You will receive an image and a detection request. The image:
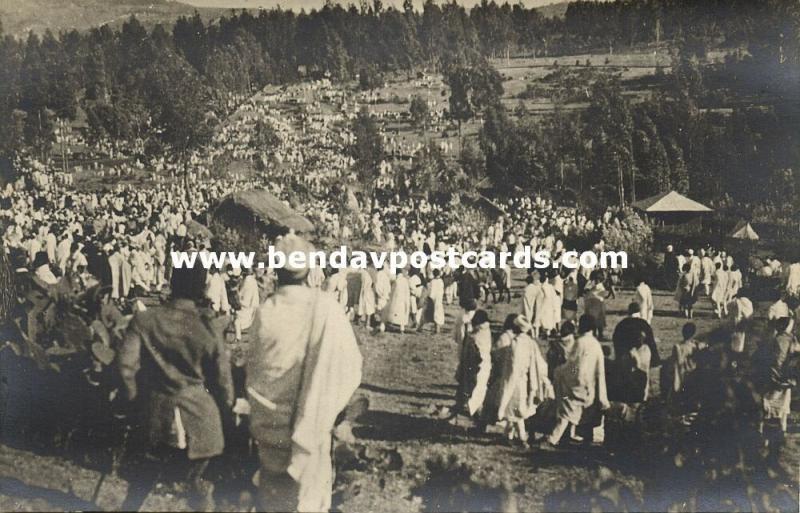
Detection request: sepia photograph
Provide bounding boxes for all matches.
[0,0,798,511]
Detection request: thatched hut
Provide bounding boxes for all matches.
[632,190,712,226]
[211,189,315,246]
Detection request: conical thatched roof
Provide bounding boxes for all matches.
[632,191,712,213]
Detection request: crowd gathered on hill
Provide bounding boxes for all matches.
[2,79,800,512]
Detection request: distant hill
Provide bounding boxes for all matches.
[0,0,574,36]
[0,0,220,36]
[535,1,570,19]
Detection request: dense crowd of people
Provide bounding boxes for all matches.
[2,78,800,511]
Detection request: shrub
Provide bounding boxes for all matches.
[0,242,16,322]
[601,209,654,276]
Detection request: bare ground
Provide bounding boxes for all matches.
[1,272,798,511]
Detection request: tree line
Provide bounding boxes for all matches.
[1,0,797,158]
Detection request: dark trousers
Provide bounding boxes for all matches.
[120,447,212,512]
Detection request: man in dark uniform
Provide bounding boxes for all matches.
[612,302,662,368]
[117,265,234,511]
[457,268,480,309]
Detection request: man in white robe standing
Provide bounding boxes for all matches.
[356,267,376,327]
[634,276,654,324]
[374,265,392,331]
[786,261,800,297]
[247,234,362,512]
[235,268,260,341]
[522,273,543,338]
[541,315,609,449]
[538,275,559,337]
[382,267,412,333]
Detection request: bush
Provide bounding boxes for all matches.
[0,243,16,322]
[601,209,654,276]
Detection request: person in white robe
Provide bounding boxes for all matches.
[538,276,560,337]
[444,263,458,305]
[128,246,150,292]
[27,235,42,267]
[768,296,791,321]
[235,270,260,341]
[419,269,445,333]
[786,262,800,296]
[726,264,742,304]
[634,277,654,324]
[374,266,392,331]
[69,242,88,276]
[382,268,411,333]
[542,316,609,448]
[325,269,349,312]
[356,267,375,326]
[728,293,753,353]
[120,244,132,298]
[689,250,702,284]
[675,264,698,319]
[247,234,362,513]
[408,269,424,327]
[487,315,553,446]
[33,251,59,285]
[206,269,230,314]
[454,310,493,427]
[153,232,167,289]
[522,273,543,339]
[550,272,563,330]
[760,317,798,434]
[45,227,57,264]
[108,246,123,299]
[306,266,325,289]
[698,251,712,296]
[711,262,729,318]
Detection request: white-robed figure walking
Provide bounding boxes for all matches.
[728,294,753,353]
[306,266,325,289]
[700,251,714,296]
[543,316,609,448]
[711,262,729,318]
[235,270,260,341]
[487,315,553,445]
[356,267,375,326]
[634,278,654,324]
[522,273,544,338]
[325,268,349,310]
[382,267,412,333]
[408,269,424,326]
[537,276,560,336]
[247,235,362,513]
[786,262,800,296]
[455,310,493,422]
[373,266,392,329]
[726,264,742,304]
[109,245,124,299]
[419,269,445,333]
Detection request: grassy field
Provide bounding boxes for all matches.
[1,269,798,511]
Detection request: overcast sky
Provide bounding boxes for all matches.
[182,0,565,10]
